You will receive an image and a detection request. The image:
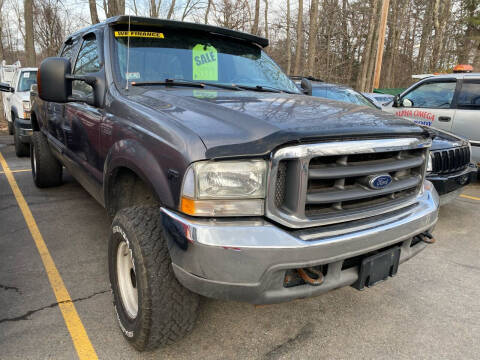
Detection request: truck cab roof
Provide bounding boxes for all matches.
[67,16,269,48]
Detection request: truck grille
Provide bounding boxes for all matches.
[266,138,431,229]
[431,146,470,174]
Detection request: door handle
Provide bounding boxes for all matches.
[438,116,451,122]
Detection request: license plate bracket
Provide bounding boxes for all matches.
[352,247,401,290]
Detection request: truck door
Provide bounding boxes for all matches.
[4,70,18,123]
[48,38,80,143]
[393,79,457,132]
[451,78,480,164]
[64,33,104,189]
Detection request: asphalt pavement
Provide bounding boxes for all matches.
[1,134,479,360]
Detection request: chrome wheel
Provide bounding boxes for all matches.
[32,146,37,177]
[116,240,138,319]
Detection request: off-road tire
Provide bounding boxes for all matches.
[13,117,29,157]
[31,131,62,187]
[109,206,199,351]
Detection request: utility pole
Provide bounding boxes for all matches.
[373,0,390,90]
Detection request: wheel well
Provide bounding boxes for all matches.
[107,167,159,218]
[31,112,40,131]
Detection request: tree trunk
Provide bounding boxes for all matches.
[167,0,176,19]
[264,0,268,39]
[306,0,319,76]
[357,0,378,91]
[150,0,158,17]
[89,0,100,24]
[251,0,260,34]
[416,0,432,73]
[24,0,35,67]
[286,0,292,75]
[293,0,303,75]
[204,0,211,24]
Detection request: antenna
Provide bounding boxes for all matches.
[125,14,131,90]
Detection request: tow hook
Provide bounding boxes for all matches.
[297,267,324,286]
[416,231,436,244]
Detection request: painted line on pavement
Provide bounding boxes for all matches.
[0,152,98,360]
[460,194,480,201]
[0,168,30,174]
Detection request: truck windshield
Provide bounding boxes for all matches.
[112,29,300,93]
[17,71,37,92]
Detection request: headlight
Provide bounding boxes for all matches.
[426,154,433,173]
[180,160,267,216]
[22,101,31,112]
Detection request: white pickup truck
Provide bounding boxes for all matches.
[0,67,37,156]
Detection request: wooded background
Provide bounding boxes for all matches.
[1,0,479,91]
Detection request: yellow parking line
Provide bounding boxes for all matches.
[0,169,30,174]
[0,152,98,360]
[460,194,480,201]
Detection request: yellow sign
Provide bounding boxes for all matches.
[192,44,218,81]
[114,31,164,39]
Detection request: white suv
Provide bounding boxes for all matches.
[0,67,37,156]
[383,73,480,169]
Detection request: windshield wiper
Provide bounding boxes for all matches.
[131,79,241,91]
[131,79,204,88]
[235,84,297,94]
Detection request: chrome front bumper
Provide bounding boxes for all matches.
[161,185,439,304]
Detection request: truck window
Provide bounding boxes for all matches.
[402,81,456,109]
[60,38,79,65]
[73,36,101,98]
[457,80,480,108]
[17,71,37,92]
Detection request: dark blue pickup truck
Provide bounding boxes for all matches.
[30,16,439,351]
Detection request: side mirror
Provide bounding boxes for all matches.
[300,78,313,95]
[0,82,13,93]
[38,57,105,107]
[38,57,72,103]
[393,94,400,107]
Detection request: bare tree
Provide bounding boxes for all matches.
[167,0,175,19]
[204,0,212,23]
[24,0,35,66]
[286,0,292,74]
[252,0,260,34]
[293,0,303,75]
[89,0,99,24]
[306,0,319,76]
[264,0,268,38]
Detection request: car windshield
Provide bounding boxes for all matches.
[312,86,376,108]
[17,71,37,92]
[112,28,300,93]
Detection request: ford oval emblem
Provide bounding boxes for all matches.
[368,174,392,190]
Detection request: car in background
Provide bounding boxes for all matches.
[363,92,394,107]
[0,67,37,156]
[382,73,480,170]
[293,78,477,205]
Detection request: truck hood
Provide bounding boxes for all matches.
[131,88,427,158]
[423,127,469,151]
[17,91,31,102]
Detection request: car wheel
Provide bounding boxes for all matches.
[13,117,29,157]
[109,206,199,351]
[31,131,62,187]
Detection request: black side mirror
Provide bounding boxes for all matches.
[0,82,13,93]
[393,94,401,107]
[38,57,72,103]
[38,57,105,107]
[300,78,313,95]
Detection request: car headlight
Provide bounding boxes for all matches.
[426,154,433,173]
[180,160,267,216]
[22,101,31,112]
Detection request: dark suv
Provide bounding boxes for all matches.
[295,79,476,205]
[31,17,439,351]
